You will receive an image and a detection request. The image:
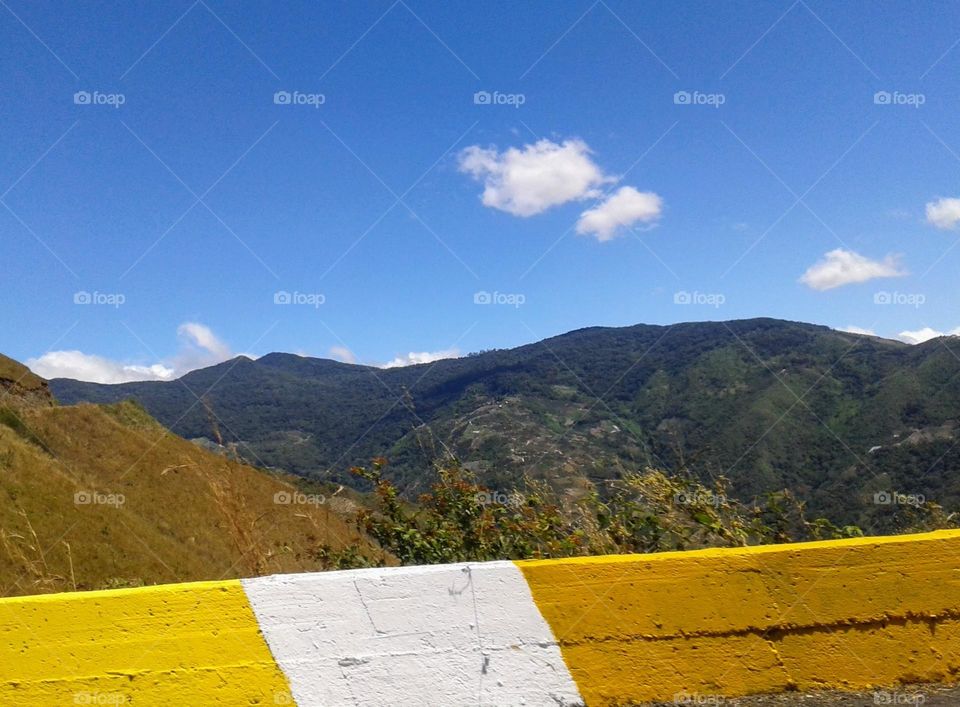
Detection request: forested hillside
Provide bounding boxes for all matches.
[50,319,960,528]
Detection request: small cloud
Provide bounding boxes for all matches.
[173,321,231,372]
[27,322,234,383]
[458,138,613,217]
[897,326,960,345]
[925,197,960,230]
[329,346,357,364]
[381,348,460,368]
[841,325,877,336]
[575,186,663,241]
[800,249,907,291]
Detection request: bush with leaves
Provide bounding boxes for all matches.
[338,458,867,567]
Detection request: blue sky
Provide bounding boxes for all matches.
[4,0,960,382]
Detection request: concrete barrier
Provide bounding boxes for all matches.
[2,530,960,705]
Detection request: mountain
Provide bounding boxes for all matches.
[0,354,378,597]
[49,319,960,529]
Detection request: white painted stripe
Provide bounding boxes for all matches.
[242,561,584,707]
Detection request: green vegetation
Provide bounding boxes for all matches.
[2,343,956,592]
[320,457,950,569]
[48,319,960,531]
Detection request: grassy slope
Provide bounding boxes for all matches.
[0,396,380,597]
[0,354,44,391]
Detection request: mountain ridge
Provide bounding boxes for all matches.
[48,318,960,529]
[47,318,914,388]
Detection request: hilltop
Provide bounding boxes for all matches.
[0,353,52,406]
[49,318,960,529]
[0,356,380,597]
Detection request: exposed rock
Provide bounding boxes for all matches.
[0,353,54,407]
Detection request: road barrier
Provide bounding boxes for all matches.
[2,530,960,705]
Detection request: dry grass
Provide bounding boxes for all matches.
[0,354,45,391]
[0,397,381,597]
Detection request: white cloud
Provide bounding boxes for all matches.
[329,346,357,364]
[841,326,877,336]
[458,139,613,217]
[27,351,175,384]
[27,322,234,383]
[575,186,663,241]
[925,197,960,230]
[799,249,907,291]
[897,326,960,345]
[177,322,229,359]
[381,348,460,369]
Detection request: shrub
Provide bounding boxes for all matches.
[339,458,866,567]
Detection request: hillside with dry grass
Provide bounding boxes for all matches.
[0,354,382,597]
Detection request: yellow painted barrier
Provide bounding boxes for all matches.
[2,530,959,705]
[518,529,960,705]
[0,579,293,705]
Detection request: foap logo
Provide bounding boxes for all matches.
[273,490,326,506]
[274,290,325,308]
[475,490,524,508]
[873,290,925,308]
[874,90,925,107]
[873,690,927,705]
[73,90,126,108]
[674,290,725,308]
[873,490,925,508]
[674,491,727,508]
[473,290,526,308]
[73,290,125,308]
[673,90,726,107]
[73,691,128,705]
[672,690,728,706]
[473,90,526,108]
[274,90,325,108]
[74,491,125,508]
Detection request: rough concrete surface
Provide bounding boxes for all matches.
[647,683,959,705]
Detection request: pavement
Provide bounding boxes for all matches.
[648,683,955,705]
